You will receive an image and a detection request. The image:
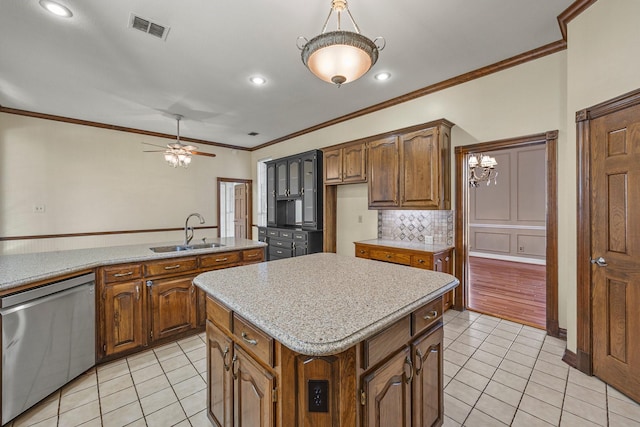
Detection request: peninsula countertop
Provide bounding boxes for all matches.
[193,252,459,356]
[0,237,266,292]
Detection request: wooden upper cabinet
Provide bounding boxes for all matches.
[400,128,440,208]
[368,120,452,210]
[323,141,367,184]
[368,136,399,207]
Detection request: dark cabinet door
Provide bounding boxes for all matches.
[302,155,317,228]
[288,158,301,198]
[276,160,288,199]
[266,163,276,226]
[412,326,444,427]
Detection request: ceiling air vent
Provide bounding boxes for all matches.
[129,13,170,40]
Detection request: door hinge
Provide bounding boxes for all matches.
[360,389,366,406]
[272,387,278,403]
[103,344,106,353]
[150,330,153,340]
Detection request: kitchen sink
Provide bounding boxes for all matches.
[149,243,225,253]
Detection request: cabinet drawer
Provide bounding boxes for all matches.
[269,246,293,258]
[292,232,307,241]
[410,254,435,269]
[233,314,274,366]
[354,244,370,259]
[271,239,293,249]
[242,248,264,264]
[362,316,411,370]
[279,230,293,239]
[102,264,142,283]
[369,249,411,265]
[412,297,443,336]
[267,229,279,237]
[206,295,232,332]
[144,257,198,277]
[258,228,267,237]
[200,251,242,269]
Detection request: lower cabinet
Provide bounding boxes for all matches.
[148,275,197,342]
[103,280,147,356]
[205,294,444,427]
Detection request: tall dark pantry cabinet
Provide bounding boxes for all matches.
[259,150,323,260]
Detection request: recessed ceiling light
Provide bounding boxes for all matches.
[249,76,266,85]
[39,0,73,17]
[374,72,391,81]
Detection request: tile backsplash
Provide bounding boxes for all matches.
[378,210,454,245]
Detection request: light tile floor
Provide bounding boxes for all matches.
[5,312,640,427]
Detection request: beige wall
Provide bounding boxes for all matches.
[562,0,640,352]
[0,113,252,254]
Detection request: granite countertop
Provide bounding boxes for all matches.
[194,252,458,356]
[0,237,266,292]
[356,238,454,253]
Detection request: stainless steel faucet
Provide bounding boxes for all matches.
[184,213,205,245]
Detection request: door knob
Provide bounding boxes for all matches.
[590,257,608,267]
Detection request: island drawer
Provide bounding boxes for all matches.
[233,314,274,366]
[200,251,242,269]
[206,295,232,332]
[102,264,143,283]
[362,315,411,370]
[242,248,264,263]
[369,249,411,265]
[412,297,443,335]
[144,257,198,277]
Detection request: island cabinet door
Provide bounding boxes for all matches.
[207,321,233,427]
[233,345,276,427]
[103,280,146,356]
[361,347,412,427]
[148,276,197,342]
[412,326,444,427]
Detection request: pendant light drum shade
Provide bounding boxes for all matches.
[301,31,379,85]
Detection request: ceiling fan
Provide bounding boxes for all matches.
[143,114,216,168]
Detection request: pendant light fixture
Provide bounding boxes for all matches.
[297,0,385,86]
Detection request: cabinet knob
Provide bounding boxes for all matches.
[359,250,365,254]
[386,254,392,259]
[445,257,450,262]
[418,259,425,264]
[423,310,438,320]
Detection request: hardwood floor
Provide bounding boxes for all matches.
[467,256,546,329]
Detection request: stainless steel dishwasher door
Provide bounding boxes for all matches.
[1,273,95,425]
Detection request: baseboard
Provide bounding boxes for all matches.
[558,328,567,340]
[562,349,577,368]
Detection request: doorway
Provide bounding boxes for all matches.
[576,88,640,401]
[217,178,252,239]
[454,131,560,336]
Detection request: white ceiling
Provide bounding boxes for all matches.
[0,0,574,150]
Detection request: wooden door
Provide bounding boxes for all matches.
[234,184,247,238]
[103,281,146,356]
[400,128,439,208]
[368,136,399,208]
[149,276,197,341]
[233,345,276,427]
[591,104,640,401]
[207,321,233,427]
[343,142,367,183]
[412,326,443,427]
[361,347,411,427]
[323,147,342,184]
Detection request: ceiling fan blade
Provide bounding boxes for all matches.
[142,142,170,149]
[143,150,166,153]
[191,151,217,158]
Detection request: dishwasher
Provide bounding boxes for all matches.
[1,272,96,425]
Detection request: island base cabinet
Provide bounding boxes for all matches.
[207,321,233,427]
[412,326,444,427]
[103,280,147,356]
[234,345,277,427]
[361,347,412,427]
[148,275,197,342]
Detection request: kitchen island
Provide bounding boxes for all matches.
[194,252,458,427]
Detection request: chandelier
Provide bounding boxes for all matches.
[297,0,384,86]
[164,115,193,168]
[468,154,498,187]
